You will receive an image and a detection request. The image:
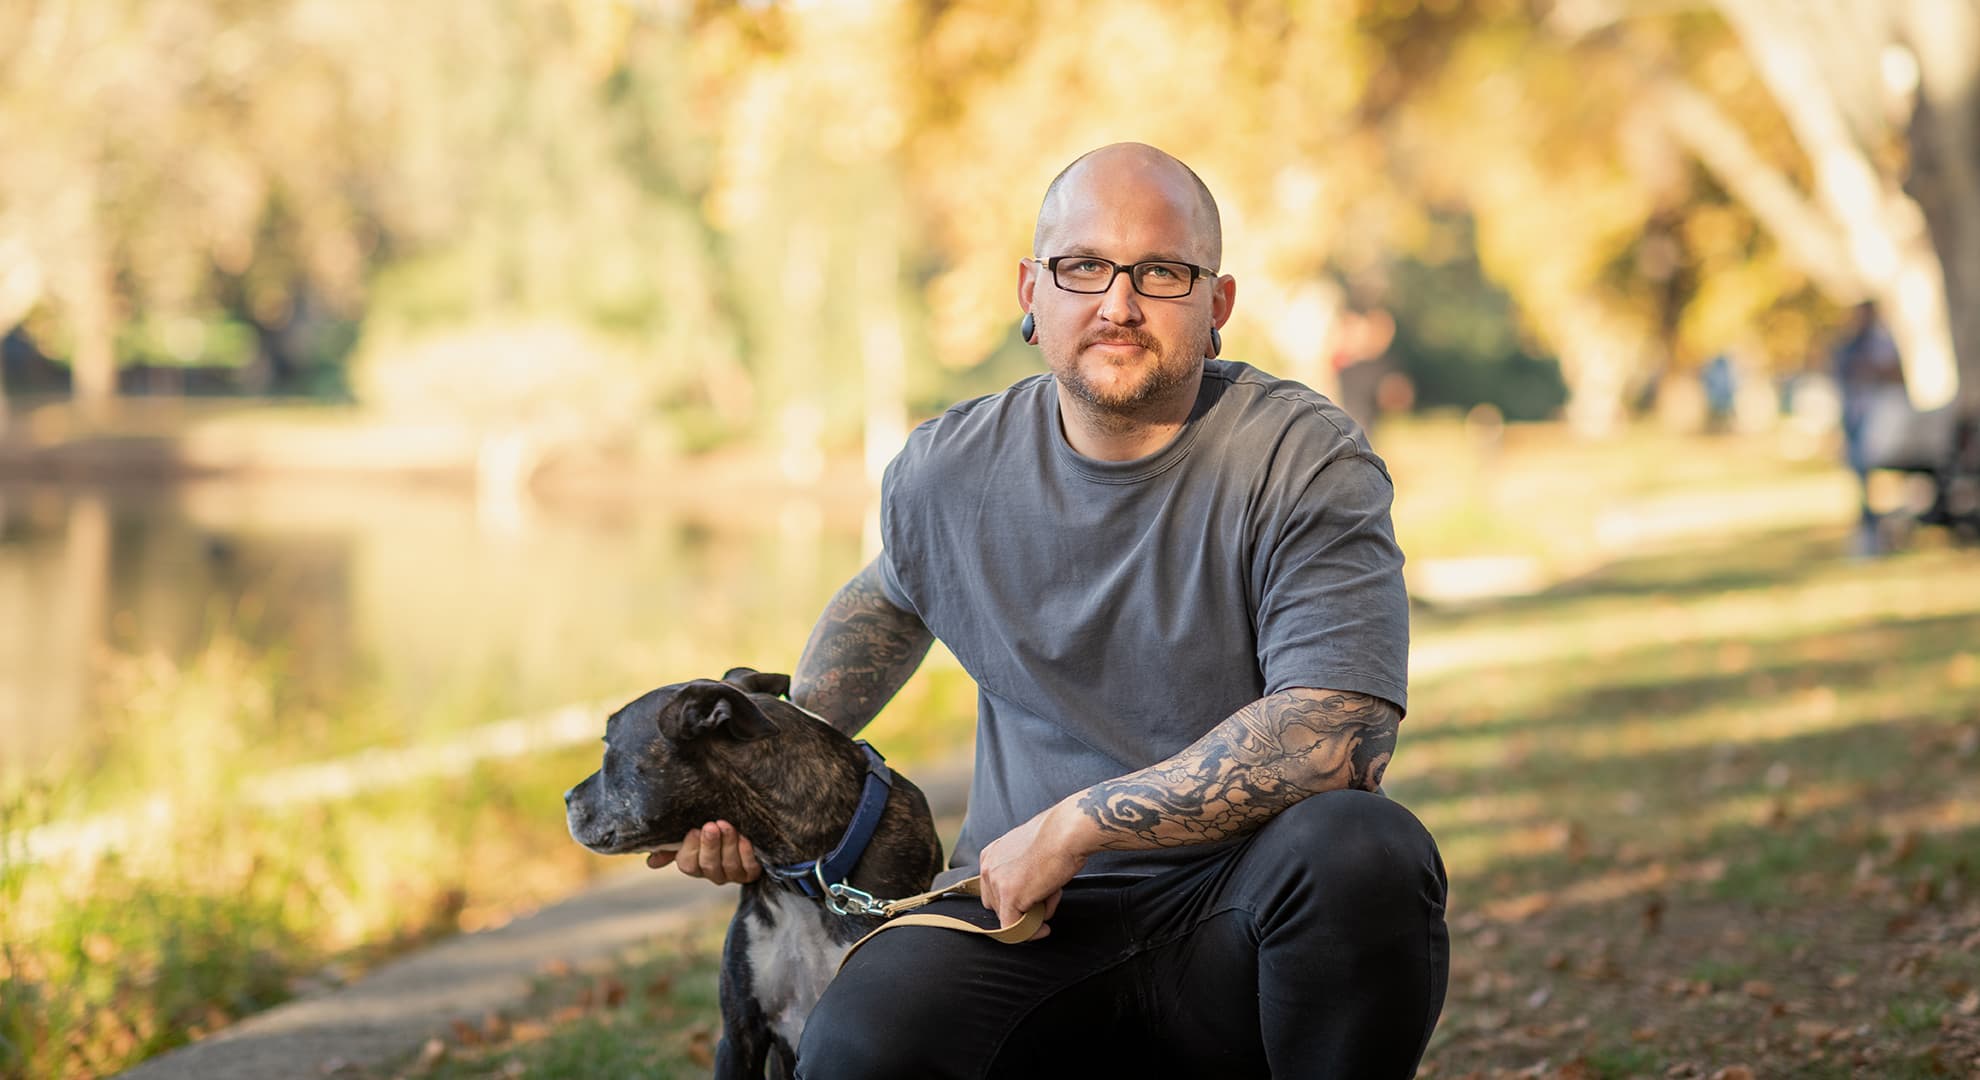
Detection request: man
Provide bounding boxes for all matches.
[658,143,1449,1077]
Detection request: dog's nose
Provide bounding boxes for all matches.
[563,786,576,805]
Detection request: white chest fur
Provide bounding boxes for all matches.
[745,889,855,1050]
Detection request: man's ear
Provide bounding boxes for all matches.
[720,667,792,698]
[1211,273,1237,328]
[658,680,779,743]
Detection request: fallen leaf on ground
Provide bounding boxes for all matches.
[686,1024,716,1068]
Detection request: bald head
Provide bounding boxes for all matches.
[1032,143,1223,270]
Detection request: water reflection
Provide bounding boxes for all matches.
[0,479,870,796]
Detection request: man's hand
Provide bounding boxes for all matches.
[976,798,1097,941]
[645,820,762,885]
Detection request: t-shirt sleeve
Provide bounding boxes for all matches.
[874,436,924,617]
[1254,454,1410,713]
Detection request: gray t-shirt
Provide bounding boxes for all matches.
[877,360,1408,880]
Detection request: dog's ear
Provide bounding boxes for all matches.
[720,667,792,698]
[658,680,779,743]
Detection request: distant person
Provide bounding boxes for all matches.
[1330,305,1396,433]
[1700,352,1738,434]
[1832,302,1904,549]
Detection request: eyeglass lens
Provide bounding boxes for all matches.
[1052,257,1196,298]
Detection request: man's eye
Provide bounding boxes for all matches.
[1145,264,1180,279]
[1070,259,1107,273]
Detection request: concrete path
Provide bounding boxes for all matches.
[118,756,974,1079]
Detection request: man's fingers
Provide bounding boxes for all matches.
[676,828,705,877]
[717,821,756,883]
[1027,889,1061,941]
[663,823,759,885]
[699,823,728,884]
[733,830,762,883]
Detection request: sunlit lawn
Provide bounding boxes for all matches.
[385,522,1980,1080]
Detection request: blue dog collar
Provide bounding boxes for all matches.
[766,741,894,898]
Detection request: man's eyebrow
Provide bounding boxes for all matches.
[1055,244,1192,263]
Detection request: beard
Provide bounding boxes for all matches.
[1049,324,1209,416]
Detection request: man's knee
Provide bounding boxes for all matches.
[1245,789,1446,915]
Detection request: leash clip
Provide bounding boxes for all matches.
[816,863,890,917]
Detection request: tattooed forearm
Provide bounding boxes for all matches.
[791,558,935,736]
[1075,688,1399,850]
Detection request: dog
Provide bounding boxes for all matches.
[564,668,944,1079]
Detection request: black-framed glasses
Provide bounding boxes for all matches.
[1043,255,1215,299]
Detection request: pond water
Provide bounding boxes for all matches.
[0,478,873,801]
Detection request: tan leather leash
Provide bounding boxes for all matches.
[838,875,1045,971]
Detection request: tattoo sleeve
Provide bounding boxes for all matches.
[1075,688,1400,850]
[791,557,935,736]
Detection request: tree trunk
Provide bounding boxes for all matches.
[62,231,119,417]
[1552,305,1646,438]
[0,242,45,435]
[1900,0,1980,417]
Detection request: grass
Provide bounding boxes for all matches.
[0,747,617,1077]
[408,915,732,1080]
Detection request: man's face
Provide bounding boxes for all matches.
[1019,165,1235,418]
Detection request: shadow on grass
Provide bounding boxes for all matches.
[1406,706,1977,904]
[1414,527,1856,631]
[1406,610,1980,747]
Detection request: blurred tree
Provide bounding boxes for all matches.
[1388,216,1567,422]
[0,0,384,411]
[11,0,1958,457]
[1379,4,1833,433]
[1554,0,1979,421]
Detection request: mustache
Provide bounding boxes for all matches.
[1080,328,1161,352]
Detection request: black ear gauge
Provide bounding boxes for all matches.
[1208,326,1222,358]
[1020,312,1037,344]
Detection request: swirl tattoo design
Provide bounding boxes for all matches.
[791,559,935,736]
[1076,688,1400,850]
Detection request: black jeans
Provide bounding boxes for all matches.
[797,789,1450,1079]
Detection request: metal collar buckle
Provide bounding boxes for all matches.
[816,862,888,917]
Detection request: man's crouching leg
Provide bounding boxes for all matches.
[1118,790,1447,1076]
[1236,788,1449,1075]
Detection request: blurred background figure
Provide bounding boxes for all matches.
[1329,304,1397,433]
[1832,302,1906,551]
[1699,352,1739,435]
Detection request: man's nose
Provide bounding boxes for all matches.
[1097,269,1143,324]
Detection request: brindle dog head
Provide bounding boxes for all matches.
[563,668,864,862]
